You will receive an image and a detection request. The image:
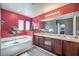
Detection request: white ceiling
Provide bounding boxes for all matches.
[1,3,68,17]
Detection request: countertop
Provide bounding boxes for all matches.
[34,33,79,43]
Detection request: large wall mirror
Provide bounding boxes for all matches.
[41,12,79,35]
[42,18,73,35]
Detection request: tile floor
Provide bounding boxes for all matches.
[20,46,56,56]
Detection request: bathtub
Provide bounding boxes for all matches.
[0,35,33,56]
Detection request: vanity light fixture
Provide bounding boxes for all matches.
[45,11,61,17]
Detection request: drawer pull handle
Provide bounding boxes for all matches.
[44,41,51,46]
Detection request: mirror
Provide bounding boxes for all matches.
[40,12,79,35]
[56,18,73,35]
[43,20,57,34]
[42,18,73,35]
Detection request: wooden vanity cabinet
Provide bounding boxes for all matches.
[52,39,63,55]
[63,41,79,56]
[34,36,63,55]
[34,35,45,47]
[33,35,79,56]
[44,37,52,52]
[39,36,45,48]
[33,35,40,46]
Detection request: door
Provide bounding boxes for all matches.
[39,36,45,48]
[34,36,39,46]
[44,37,52,52]
[52,39,63,55]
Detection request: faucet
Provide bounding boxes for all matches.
[74,35,79,39]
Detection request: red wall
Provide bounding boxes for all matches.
[1,3,79,38]
[1,9,33,38]
[33,3,79,21]
[32,3,79,30]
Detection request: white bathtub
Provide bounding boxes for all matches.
[0,35,33,56]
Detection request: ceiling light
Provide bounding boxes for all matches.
[17,10,21,12]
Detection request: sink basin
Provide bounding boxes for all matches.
[65,36,79,39]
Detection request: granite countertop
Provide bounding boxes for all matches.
[34,33,79,43]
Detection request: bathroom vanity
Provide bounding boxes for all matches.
[33,33,79,56]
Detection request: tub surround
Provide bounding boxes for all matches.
[1,35,32,42]
[0,35,33,56]
[1,35,33,49]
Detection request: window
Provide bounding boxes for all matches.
[26,21,30,31]
[18,20,24,30]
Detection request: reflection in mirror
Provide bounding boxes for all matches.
[43,20,57,34]
[57,18,73,35]
[42,18,73,35]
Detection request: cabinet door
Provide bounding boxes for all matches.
[52,39,63,55]
[44,37,52,52]
[63,41,79,56]
[34,36,39,46]
[39,37,45,48]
